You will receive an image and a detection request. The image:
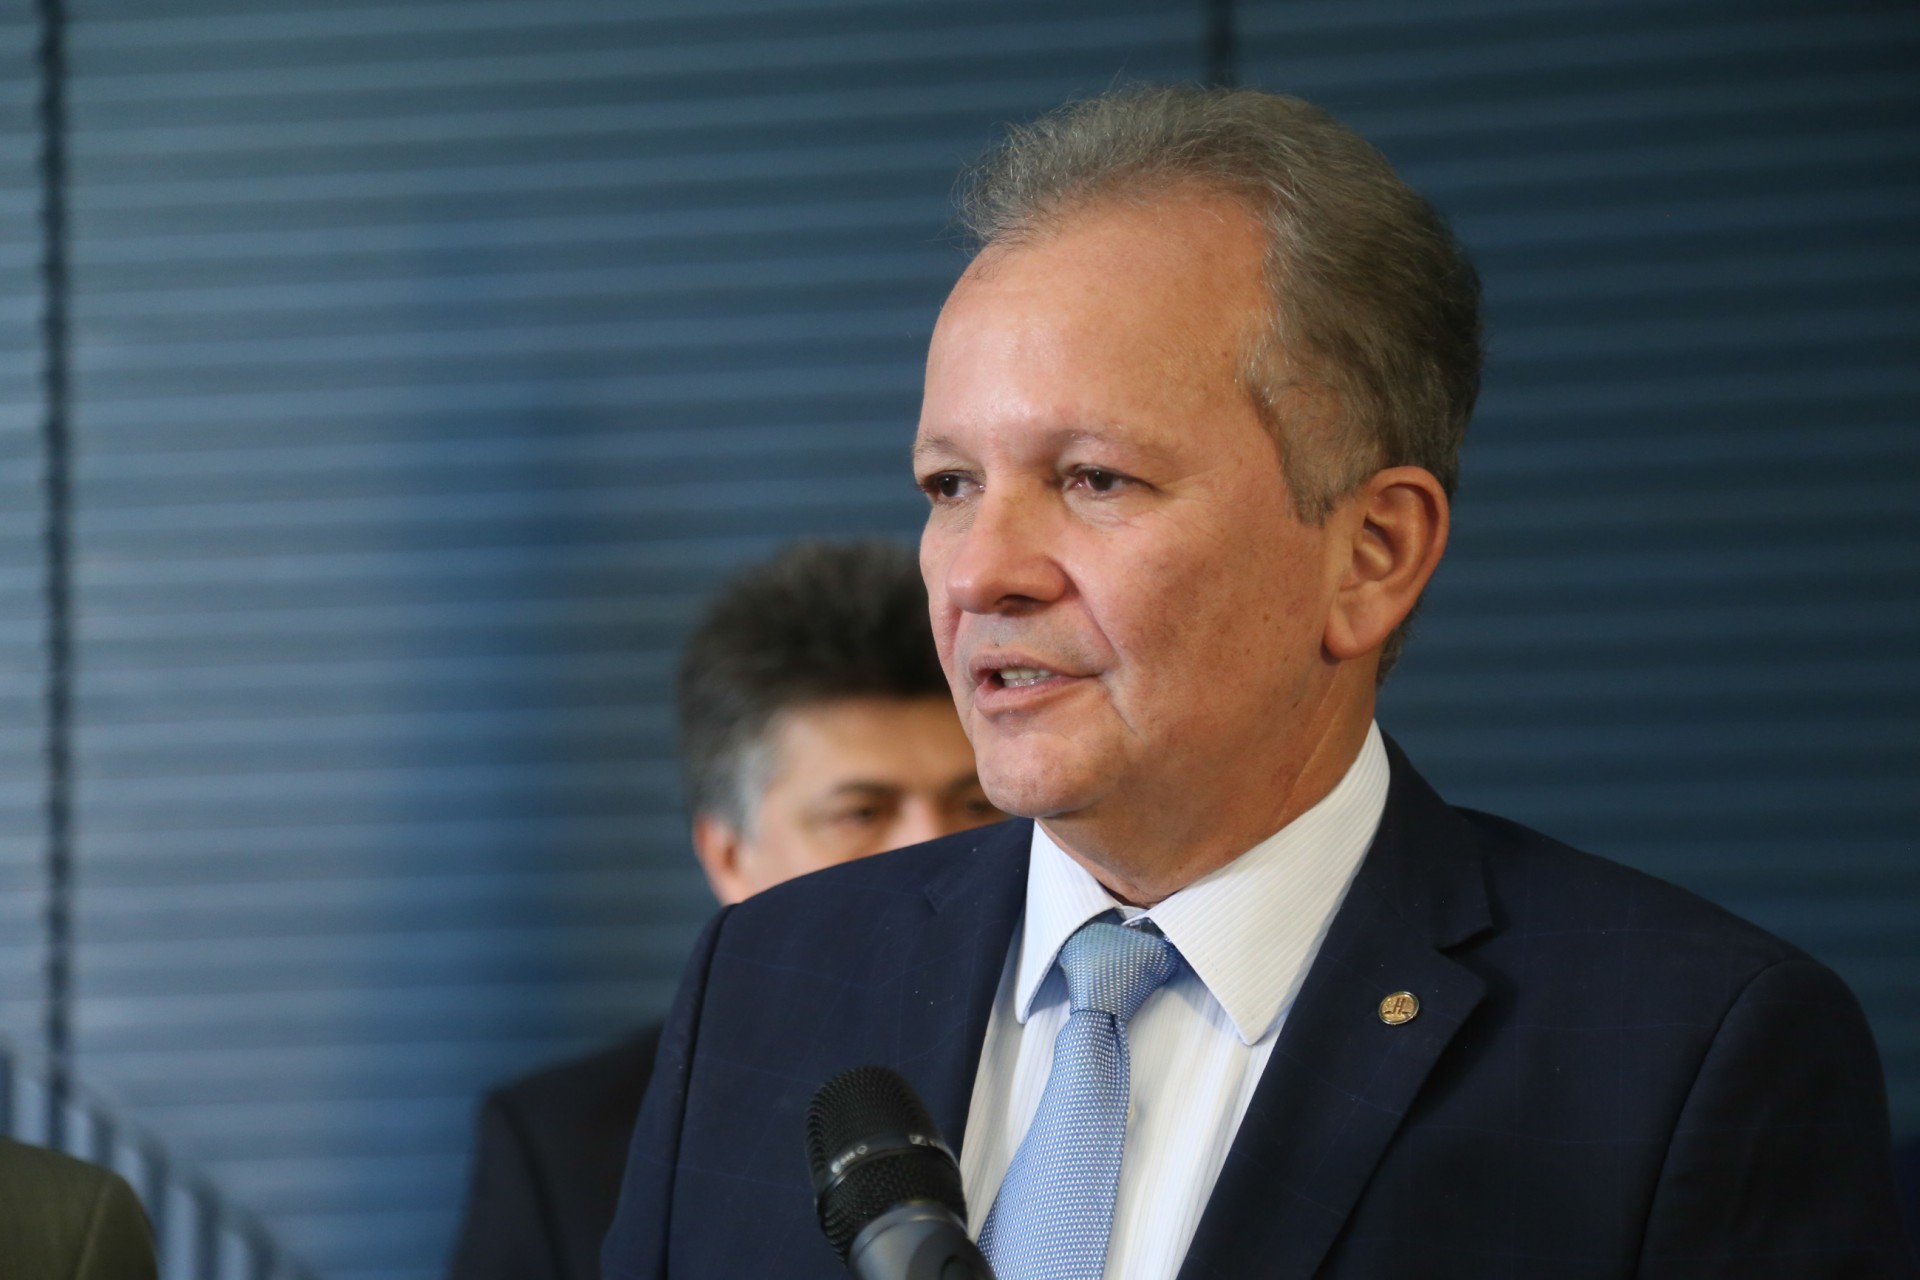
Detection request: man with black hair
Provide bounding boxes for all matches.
[446,540,1002,1280]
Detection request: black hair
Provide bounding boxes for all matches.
[675,539,949,826]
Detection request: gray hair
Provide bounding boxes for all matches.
[958,85,1483,678]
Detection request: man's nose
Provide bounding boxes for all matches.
[888,801,949,851]
[941,487,1067,615]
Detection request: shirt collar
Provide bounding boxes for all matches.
[1015,721,1390,1045]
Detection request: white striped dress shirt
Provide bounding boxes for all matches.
[958,722,1390,1280]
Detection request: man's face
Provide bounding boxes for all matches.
[696,694,1002,905]
[914,193,1344,848]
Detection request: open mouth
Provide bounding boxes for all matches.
[968,652,1083,702]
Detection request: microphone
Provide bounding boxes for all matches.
[805,1065,997,1280]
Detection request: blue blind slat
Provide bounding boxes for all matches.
[0,16,46,1061]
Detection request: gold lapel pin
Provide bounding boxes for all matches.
[1378,991,1419,1025]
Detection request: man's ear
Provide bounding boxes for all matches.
[691,812,754,907]
[1324,465,1450,662]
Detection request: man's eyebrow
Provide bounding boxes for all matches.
[911,434,963,465]
[913,425,1173,463]
[825,781,905,797]
[942,772,985,798]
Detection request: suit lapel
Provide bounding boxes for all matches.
[893,819,1030,1157]
[1177,742,1492,1279]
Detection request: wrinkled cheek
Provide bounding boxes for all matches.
[931,619,961,681]
[918,564,959,660]
[919,526,952,611]
[1118,609,1245,743]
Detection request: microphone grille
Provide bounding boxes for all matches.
[805,1065,967,1260]
[805,1065,936,1169]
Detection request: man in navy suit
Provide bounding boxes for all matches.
[604,86,1912,1279]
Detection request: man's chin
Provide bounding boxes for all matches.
[978,765,1100,824]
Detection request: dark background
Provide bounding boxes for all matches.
[0,1,1913,1276]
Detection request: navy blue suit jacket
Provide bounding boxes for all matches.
[604,741,1912,1278]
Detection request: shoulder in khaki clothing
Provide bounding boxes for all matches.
[0,1136,158,1280]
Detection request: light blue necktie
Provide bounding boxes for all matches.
[978,917,1180,1280]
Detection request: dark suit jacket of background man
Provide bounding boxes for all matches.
[602,737,1914,1279]
[447,1027,660,1280]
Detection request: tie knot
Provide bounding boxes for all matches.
[1058,919,1178,1022]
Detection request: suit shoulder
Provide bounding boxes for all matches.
[697,820,1028,987]
[0,1136,128,1204]
[730,818,1028,921]
[0,1138,154,1270]
[488,1026,661,1129]
[1455,806,1811,971]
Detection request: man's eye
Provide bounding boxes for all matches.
[1072,467,1129,494]
[919,472,968,501]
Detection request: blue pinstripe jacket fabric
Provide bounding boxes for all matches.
[604,738,1914,1279]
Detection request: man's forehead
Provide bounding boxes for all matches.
[955,205,1257,304]
[962,185,1263,275]
[927,196,1270,366]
